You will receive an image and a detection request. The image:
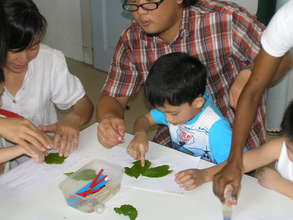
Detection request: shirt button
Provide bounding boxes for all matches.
[13,100,16,103]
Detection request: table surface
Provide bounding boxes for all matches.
[0,123,292,220]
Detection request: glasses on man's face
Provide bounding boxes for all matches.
[122,0,164,12]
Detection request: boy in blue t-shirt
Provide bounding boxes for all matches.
[128,52,243,166]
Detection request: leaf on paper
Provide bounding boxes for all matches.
[141,165,172,178]
[44,153,67,164]
[124,160,172,178]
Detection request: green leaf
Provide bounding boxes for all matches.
[141,165,172,178]
[124,160,172,178]
[44,153,67,164]
[64,172,74,177]
[133,160,151,173]
[124,167,140,179]
[124,160,152,178]
[114,204,138,220]
[71,169,97,181]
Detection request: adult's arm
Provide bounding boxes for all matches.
[39,96,93,156]
[96,94,129,148]
[213,49,285,202]
[0,117,53,151]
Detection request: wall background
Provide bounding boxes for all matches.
[33,0,84,62]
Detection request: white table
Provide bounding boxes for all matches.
[0,123,292,220]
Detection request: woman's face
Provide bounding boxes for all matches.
[5,36,40,74]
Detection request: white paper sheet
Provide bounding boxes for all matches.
[108,145,200,195]
[0,152,88,199]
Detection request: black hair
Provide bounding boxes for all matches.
[2,0,47,52]
[0,4,7,82]
[281,100,293,142]
[144,52,207,107]
[182,0,198,8]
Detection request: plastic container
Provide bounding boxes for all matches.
[59,159,123,213]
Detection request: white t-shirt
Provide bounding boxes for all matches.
[261,0,293,57]
[275,141,293,182]
[1,44,85,126]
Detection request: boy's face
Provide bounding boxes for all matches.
[156,97,204,125]
[5,36,40,74]
[127,0,184,41]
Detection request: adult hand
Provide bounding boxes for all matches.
[127,132,149,167]
[97,117,125,148]
[175,169,208,190]
[256,167,281,190]
[18,144,47,163]
[213,161,242,203]
[39,120,79,157]
[229,69,251,109]
[0,118,53,151]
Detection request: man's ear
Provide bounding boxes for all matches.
[192,96,205,109]
[176,0,184,5]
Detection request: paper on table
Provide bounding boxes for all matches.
[0,152,88,200]
[108,145,200,195]
[204,208,293,220]
[235,211,293,220]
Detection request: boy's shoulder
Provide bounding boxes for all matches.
[200,94,229,126]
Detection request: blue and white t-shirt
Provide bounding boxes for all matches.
[150,93,235,164]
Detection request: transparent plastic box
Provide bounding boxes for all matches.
[59,159,123,213]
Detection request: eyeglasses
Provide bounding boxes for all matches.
[122,0,164,12]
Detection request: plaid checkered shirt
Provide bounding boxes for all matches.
[102,0,266,149]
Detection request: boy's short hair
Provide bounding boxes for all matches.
[281,100,293,142]
[144,52,207,107]
[2,0,47,52]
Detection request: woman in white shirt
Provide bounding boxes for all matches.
[1,0,93,165]
[0,4,52,164]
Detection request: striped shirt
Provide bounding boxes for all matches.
[103,0,266,149]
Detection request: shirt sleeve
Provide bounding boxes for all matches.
[50,50,85,110]
[150,109,168,125]
[232,7,264,65]
[209,119,232,164]
[261,1,293,57]
[102,33,144,97]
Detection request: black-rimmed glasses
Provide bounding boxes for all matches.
[122,0,164,12]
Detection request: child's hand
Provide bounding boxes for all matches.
[256,167,282,190]
[175,169,208,190]
[127,133,149,166]
[39,120,80,157]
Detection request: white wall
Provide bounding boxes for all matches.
[33,0,83,61]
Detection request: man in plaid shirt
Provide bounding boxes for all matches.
[97,0,269,149]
